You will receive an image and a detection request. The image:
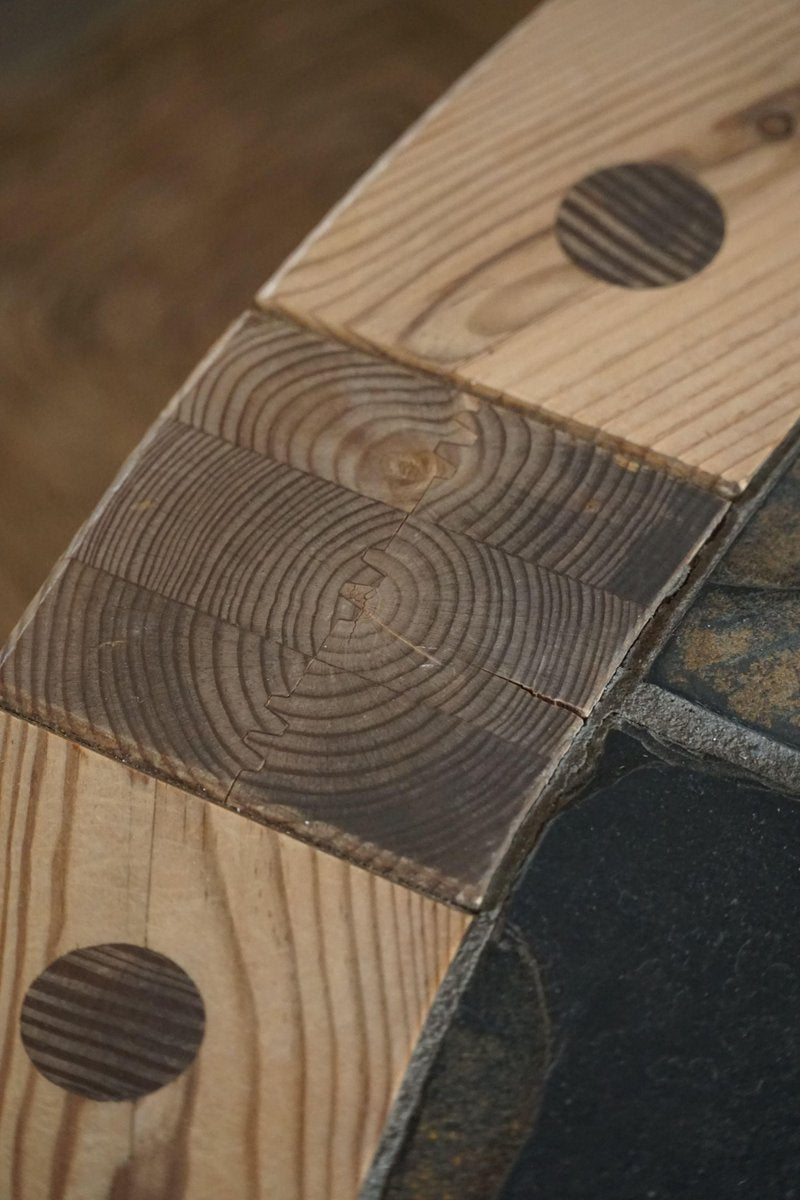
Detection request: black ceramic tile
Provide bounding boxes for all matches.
[381,732,800,1200]
[653,449,800,749]
[380,930,550,1200]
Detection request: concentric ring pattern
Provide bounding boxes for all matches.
[0,311,725,903]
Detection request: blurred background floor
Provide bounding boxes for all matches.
[0,0,533,641]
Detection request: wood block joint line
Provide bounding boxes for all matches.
[0,303,727,906]
[260,301,741,502]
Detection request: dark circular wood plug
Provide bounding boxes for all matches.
[556,161,725,288]
[20,943,205,1101]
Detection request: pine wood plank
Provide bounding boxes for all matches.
[0,309,724,903]
[263,0,800,492]
[0,710,468,1200]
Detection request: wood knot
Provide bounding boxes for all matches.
[358,433,439,508]
[755,110,796,141]
[384,451,434,486]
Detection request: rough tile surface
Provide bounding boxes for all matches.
[381,732,800,1197]
[654,445,800,750]
[0,312,724,905]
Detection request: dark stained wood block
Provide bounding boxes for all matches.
[0,564,576,905]
[0,560,305,797]
[79,419,405,656]
[416,400,726,605]
[321,607,577,749]
[325,518,641,715]
[231,658,574,903]
[0,309,726,904]
[174,311,479,514]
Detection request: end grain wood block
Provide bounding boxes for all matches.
[0,559,303,798]
[230,658,574,901]
[339,518,641,713]
[0,711,468,1200]
[173,310,480,513]
[414,399,726,606]
[264,0,800,492]
[0,560,579,901]
[0,553,578,903]
[0,310,723,903]
[78,417,406,658]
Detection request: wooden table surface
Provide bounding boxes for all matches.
[2,1,799,1196]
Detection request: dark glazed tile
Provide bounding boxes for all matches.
[382,733,800,1199]
[653,448,800,749]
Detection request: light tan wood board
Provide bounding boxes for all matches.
[264,0,800,493]
[0,710,468,1200]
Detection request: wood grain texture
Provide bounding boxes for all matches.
[412,397,726,605]
[79,417,407,659]
[332,516,641,712]
[0,560,305,798]
[0,710,468,1199]
[77,411,637,713]
[0,309,725,903]
[20,944,205,1102]
[264,0,800,492]
[174,310,479,513]
[229,658,578,891]
[555,162,726,288]
[0,557,579,904]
